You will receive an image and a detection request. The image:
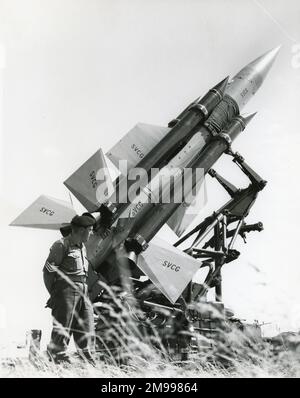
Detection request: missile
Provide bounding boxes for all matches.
[84,47,279,269]
[96,77,229,224]
[62,49,280,235]
[10,47,280,304]
[94,47,280,229]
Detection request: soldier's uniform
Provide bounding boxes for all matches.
[43,216,96,363]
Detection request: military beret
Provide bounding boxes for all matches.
[71,214,96,227]
[82,212,96,221]
[60,224,72,237]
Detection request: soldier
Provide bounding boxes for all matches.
[43,214,96,365]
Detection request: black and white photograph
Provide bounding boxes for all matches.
[0,0,300,380]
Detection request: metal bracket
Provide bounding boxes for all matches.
[190,103,209,117]
[227,150,267,190]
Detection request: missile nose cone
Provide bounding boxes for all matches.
[246,45,281,82]
[226,46,281,110]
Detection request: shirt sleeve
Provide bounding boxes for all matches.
[43,241,65,294]
[44,241,65,273]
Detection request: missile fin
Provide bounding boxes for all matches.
[167,177,208,237]
[64,149,114,212]
[112,210,135,249]
[137,237,201,304]
[9,195,76,230]
[106,123,170,174]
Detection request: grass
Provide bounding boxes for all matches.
[1,330,300,378]
[1,285,300,378]
[1,350,300,378]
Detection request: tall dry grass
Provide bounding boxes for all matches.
[1,284,300,378]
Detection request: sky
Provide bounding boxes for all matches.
[0,0,300,347]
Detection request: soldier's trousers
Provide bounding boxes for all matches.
[48,280,95,357]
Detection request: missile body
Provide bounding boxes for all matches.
[88,92,239,268]
[99,78,228,224]
[98,47,280,229]
[124,46,281,247]
[88,47,280,274]
[125,114,254,253]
